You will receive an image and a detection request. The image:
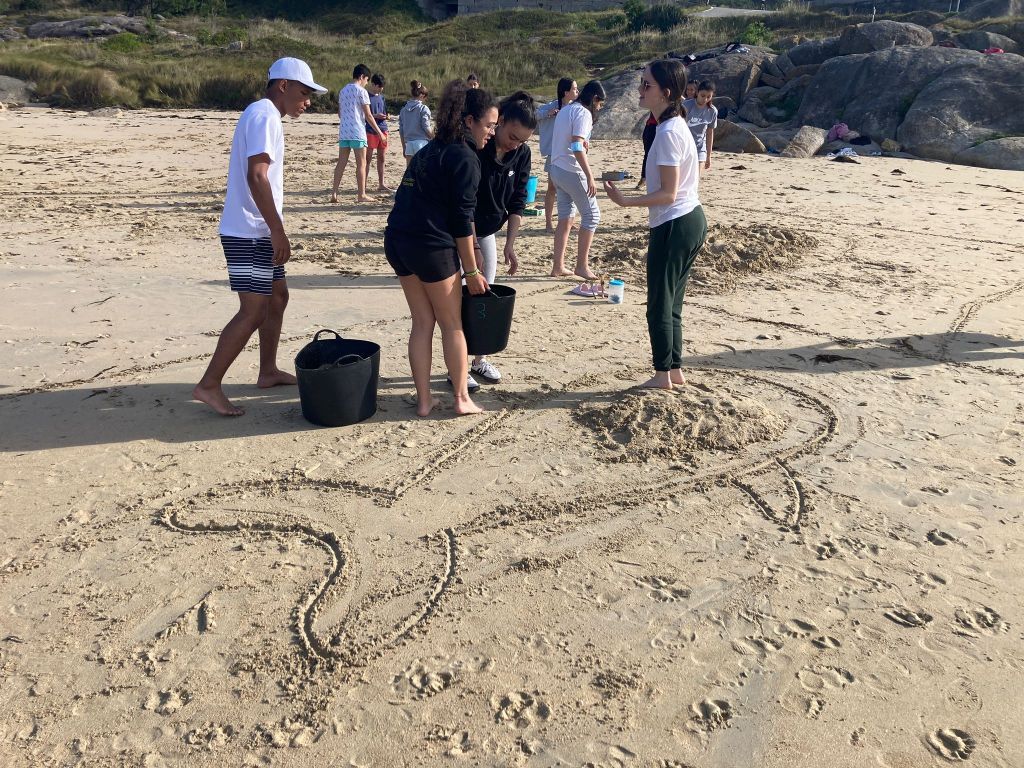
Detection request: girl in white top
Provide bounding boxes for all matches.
[604,60,707,390]
[548,79,605,280]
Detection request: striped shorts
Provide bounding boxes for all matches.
[220,235,285,295]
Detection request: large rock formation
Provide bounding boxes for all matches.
[27,16,148,39]
[686,46,776,106]
[797,46,1024,170]
[961,0,1023,21]
[898,52,1024,170]
[954,29,1020,53]
[590,67,646,141]
[713,120,766,154]
[837,21,933,55]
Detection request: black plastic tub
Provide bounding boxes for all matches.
[461,284,516,356]
[294,330,380,427]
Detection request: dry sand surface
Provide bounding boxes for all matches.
[1,107,1023,767]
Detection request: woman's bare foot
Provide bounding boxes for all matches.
[639,373,673,390]
[329,193,339,204]
[545,224,555,234]
[574,269,598,280]
[453,394,484,416]
[356,195,371,204]
[257,369,297,388]
[669,369,687,385]
[193,383,245,416]
[550,268,574,277]
[378,185,394,193]
[416,395,441,418]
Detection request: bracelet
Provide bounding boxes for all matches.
[464,269,481,278]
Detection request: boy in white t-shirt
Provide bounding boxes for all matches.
[331,64,387,204]
[193,58,326,417]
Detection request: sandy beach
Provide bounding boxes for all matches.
[1,106,1023,767]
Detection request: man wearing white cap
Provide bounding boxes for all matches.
[194,57,327,416]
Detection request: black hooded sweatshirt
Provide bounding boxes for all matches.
[473,139,531,239]
[386,136,480,249]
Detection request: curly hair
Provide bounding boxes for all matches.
[434,79,498,144]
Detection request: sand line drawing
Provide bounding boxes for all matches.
[66,364,841,735]
[939,277,1024,362]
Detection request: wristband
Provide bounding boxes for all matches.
[569,141,585,152]
[464,269,481,278]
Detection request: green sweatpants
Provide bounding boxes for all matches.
[645,205,707,372]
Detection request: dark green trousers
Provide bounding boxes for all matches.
[646,205,707,371]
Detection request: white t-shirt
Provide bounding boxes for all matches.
[645,115,700,229]
[219,98,284,239]
[550,101,593,174]
[339,82,370,142]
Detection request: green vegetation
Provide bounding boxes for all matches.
[0,2,1012,110]
[740,20,772,47]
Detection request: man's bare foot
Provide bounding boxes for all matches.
[356,195,371,203]
[378,185,394,193]
[545,224,555,234]
[416,395,441,418]
[550,269,574,277]
[574,269,598,280]
[639,373,673,390]
[257,369,297,388]
[193,383,245,416]
[670,370,687,385]
[453,394,484,416]
[329,193,339,204]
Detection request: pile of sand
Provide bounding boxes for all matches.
[693,223,818,292]
[573,387,786,463]
[593,223,817,293]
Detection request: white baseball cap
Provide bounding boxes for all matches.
[267,57,327,94]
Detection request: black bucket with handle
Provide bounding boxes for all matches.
[461,283,516,356]
[294,330,380,427]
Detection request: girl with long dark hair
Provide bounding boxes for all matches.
[604,60,707,390]
[467,90,537,386]
[384,80,499,416]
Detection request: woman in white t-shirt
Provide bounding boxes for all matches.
[604,59,707,390]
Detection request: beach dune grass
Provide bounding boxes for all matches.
[0,5,1011,110]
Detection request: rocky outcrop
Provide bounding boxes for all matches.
[781,126,828,158]
[0,27,24,41]
[897,52,1024,169]
[27,16,148,39]
[0,75,34,106]
[589,67,646,141]
[713,120,766,154]
[961,0,1023,21]
[837,21,933,56]
[954,137,1024,171]
[954,30,1019,53]
[785,36,840,67]
[686,46,776,106]
[798,47,963,140]
[795,46,1024,170]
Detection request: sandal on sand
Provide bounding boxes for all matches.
[570,284,598,298]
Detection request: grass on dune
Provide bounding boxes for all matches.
[0,3,1013,110]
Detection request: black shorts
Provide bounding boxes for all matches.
[384,230,460,283]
